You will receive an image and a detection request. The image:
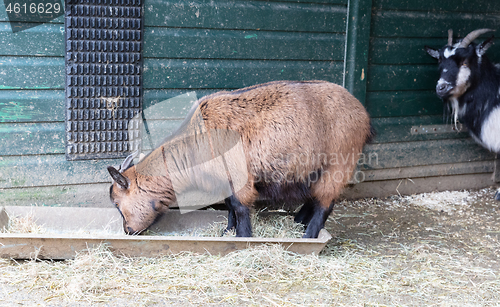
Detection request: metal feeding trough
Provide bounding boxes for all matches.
[0,206,332,259]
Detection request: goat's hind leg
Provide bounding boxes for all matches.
[225,195,252,237]
[294,198,315,226]
[224,197,237,234]
[495,187,500,201]
[302,199,334,239]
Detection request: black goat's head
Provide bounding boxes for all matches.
[425,29,495,99]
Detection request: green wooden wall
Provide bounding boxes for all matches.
[0,0,498,207]
[361,0,499,190]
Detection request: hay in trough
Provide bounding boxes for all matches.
[149,210,306,238]
[1,188,500,305]
[2,211,46,234]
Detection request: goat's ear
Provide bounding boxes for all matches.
[476,36,494,57]
[425,46,440,59]
[107,166,129,190]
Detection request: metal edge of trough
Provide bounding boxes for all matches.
[0,207,332,259]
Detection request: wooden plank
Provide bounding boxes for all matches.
[0,183,112,207]
[141,119,184,150]
[367,64,438,91]
[0,229,331,259]
[0,90,202,124]
[372,0,500,13]
[0,122,65,155]
[366,90,442,118]
[0,90,64,123]
[371,10,500,38]
[362,160,494,182]
[0,154,119,188]
[343,0,372,104]
[342,173,495,199]
[144,0,347,33]
[143,59,344,90]
[144,27,345,61]
[0,56,64,90]
[144,89,214,118]
[0,115,478,157]
[0,137,495,189]
[370,37,500,65]
[0,22,64,56]
[362,139,496,170]
[370,116,470,143]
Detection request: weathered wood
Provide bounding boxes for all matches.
[362,160,494,182]
[366,91,442,118]
[0,138,493,189]
[144,0,347,32]
[343,0,372,103]
[0,183,112,207]
[367,65,437,91]
[343,173,496,199]
[0,23,64,56]
[145,28,345,61]
[0,230,332,259]
[370,116,470,143]
[0,56,64,90]
[370,37,500,65]
[371,11,500,38]
[0,122,65,155]
[0,154,117,188]
[362,139,496,170]
[372,0,500,13]
[0,90,64,123]
[143,59,344,90]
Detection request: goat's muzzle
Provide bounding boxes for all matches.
[436,81,453,98]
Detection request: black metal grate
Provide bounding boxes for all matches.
[65,0,143,160]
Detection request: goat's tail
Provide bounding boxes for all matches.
[365,120,377,143]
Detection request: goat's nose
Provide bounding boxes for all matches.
[125,226,134,235]
[436,81,451,97]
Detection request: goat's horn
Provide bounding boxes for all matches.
[458,29,494,48]
[448,29,453,46]
[119,150,139,172]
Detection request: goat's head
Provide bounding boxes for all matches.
[107,152,166,235]
[425,29,495,99]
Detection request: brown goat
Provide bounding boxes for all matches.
[108,80,372,238]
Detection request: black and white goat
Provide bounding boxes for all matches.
[425,29,500,200]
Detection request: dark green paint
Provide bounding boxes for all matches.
[0,154,119,188]
[0,90,64,122]
[144,0,347,33]
[362,139,496,170]
[370,116,470,144]
[371,11,500,38]
[145,28,345,61]
[373,0,500,13]
[343,0,371,103]
[367,65,438,92]
[144,59,344,90]
[0,22,64,56]
[0,122,65,155]
[366,91,443,118]
[0,56,64,89]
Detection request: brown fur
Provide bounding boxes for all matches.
[108,80,372,236]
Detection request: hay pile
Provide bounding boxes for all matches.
[2,212,46,234]
[1,188,500,305]
[151,211,306,238]
[405,190,472,214]
[1,238,499,305]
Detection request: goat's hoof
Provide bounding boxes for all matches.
[495,190,500,201]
